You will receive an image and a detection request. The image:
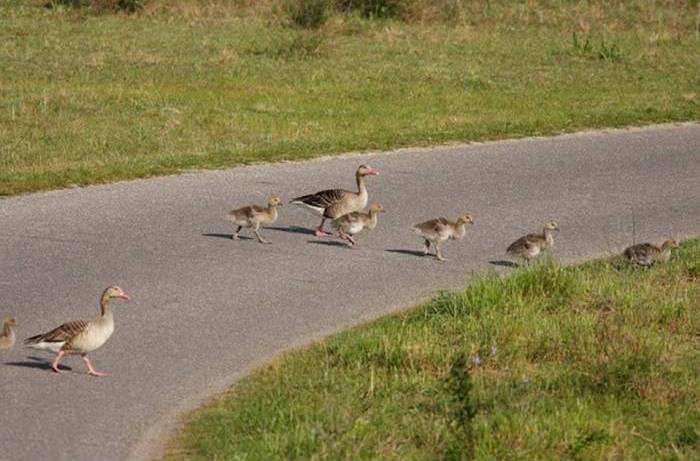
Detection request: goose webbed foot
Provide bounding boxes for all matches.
[83,355,109,377]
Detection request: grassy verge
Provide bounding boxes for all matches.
[166,239,700,460]
[1,1,699,196]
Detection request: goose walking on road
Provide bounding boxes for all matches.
[228,195,283,244]
[623,239,679,266]
[24,286,130,376]
[506,221,560,264]
[412,214,474,261]
[0,317,17,351]
[291,165,379,237]
[332,202,385,246]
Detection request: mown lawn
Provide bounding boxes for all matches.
[1,0,699,195]
[166,239,700,460]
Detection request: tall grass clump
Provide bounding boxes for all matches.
[46,0,146,13]
[285,0,331,28]
[168,240,700,460]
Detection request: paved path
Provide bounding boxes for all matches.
[0,124,698,461]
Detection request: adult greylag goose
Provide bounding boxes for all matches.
[227,195,282,244]
[0,317,17,351]
[24,286,129,376]
[506,221,560,264]
[291,164,379,237]
[412,214,474,261]
[623,239,679,266]
[331,202,385,246]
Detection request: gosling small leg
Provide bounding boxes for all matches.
[254,225,270,244]
[435,243,447,262]
[232,226,242,241]
[423,239,431,255]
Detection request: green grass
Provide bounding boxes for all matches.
[166,239,700,460]
[1,0,699,195]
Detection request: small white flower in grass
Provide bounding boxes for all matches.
[472,355,481,366]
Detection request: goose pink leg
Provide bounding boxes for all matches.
[51,350,65,374]
[82,355,109,377]
[315,218,331,237]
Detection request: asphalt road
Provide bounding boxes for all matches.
[1,124,698,461]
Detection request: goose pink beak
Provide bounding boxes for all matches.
[367,167,379,176]
[120,293,131,301]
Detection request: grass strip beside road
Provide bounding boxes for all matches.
[167,239,700,460]
[1,1,699,195]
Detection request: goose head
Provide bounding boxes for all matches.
[103,286,130,301]
[268,195,283,208]
[544,221,560,232]
[662,239,679,249]
[369,202,386,213]
[3,318,17,329]
[357,164,379,177]
[457,214,474,225]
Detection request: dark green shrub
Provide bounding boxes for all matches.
[45,0,145,13]
[336,0,406,19]
[91,0,146,13]
[285,0,331,28]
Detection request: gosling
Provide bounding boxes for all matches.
[227,195,282,244]
[506,221,560,264]
[331,203,385,246]
[623,239,679,267]
[412,214,474,261]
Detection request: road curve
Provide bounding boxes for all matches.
[1,124,699,461]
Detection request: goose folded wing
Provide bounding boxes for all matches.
[292,189,348,209]
[25,320,89,344]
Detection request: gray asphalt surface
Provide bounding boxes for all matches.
[0,124,699,461]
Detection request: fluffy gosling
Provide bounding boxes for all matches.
[227,195,282,244]
[412,214,474,261]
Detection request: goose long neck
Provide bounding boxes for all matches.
[2,322,12,336]
[543,228,555,247]
[100,294,112,317]
[357,173,367,195]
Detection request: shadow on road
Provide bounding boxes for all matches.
[268,226,315,236]
[307,240,350,248]
[202,232,252,241]
[4,356,72,371]
[385,249,428,258]
[488,260,519,268]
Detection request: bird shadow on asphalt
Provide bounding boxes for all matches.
[307,240,351,249]
[4,356,72,371]
[268,226,315,236]
[202,233,252,241]
[489,260,519,268]
[385,249,430,258]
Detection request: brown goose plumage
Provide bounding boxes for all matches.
[623,239,679,266]
[228,195,282,244]
[24,286,130,376]
[291,165,379,237]
[506,221,559,263]
[412,214,474,261]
